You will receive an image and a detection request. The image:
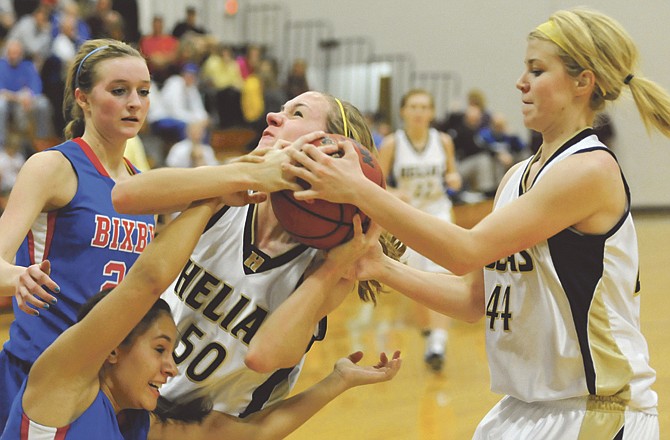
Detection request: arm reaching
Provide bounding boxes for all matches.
[149,351,402,440]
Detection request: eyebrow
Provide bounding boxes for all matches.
[280,103,308,112]
[154,334,174,343]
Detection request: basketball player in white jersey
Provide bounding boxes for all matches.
[378,88,461,371]
[284,8,670,439]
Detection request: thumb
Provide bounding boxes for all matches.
[39,260,51,276]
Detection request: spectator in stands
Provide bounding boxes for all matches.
[150,64,209,145]
[0,0,15,40]
[6,3,52,69]
[447,104,497,199]
[200,42,244,128]
[285,58,310,100]
[439,88,492,133]
[479,112,528,184]
[240,57,286,150]
[0,132,25,210]
[236,43,261,79]
[139,15,180,87]
[0,39,52,150]
[84,0,121,40]
[171,5,207,39]
[49,1,90,43]
[165,120,218,168]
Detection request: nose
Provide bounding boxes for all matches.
[127,89,142,109]
[164,356,178,378]
[266,111,283,127]
[516,73,529,92]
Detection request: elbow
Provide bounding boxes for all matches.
[111,183,135,214]
[244,348,278,374]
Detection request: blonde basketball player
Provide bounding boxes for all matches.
[285,8,670,439]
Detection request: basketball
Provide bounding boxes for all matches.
[270,134,385,250]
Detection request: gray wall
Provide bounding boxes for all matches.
[140,1,670,207]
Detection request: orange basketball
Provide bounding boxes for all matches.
[270,134,385,250]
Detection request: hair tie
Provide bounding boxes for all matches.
[334,97,349,137]
[624,74,634,85]
[75,45,110,88]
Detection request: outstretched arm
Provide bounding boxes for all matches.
[22,199,221,426]
[149,351,402,440]
[112,132,327,215]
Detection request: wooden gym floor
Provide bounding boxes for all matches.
[1,204,668,439]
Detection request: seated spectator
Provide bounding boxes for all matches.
[447,104,497,198]
[438,88,491,133]
[172,5,207,39]
[284,58,309,100]
[49,0,90,44]
[236,43,261,79]
[200,42,244,128]
[0,132,25,205]
[0,39,52,149]
[479,112,528,184]
[84,0,121,40]
[139,15,180,87]
[0,0,15,40]
[149,64,209,147]
[165,120,218,168]
[6,3,52,69]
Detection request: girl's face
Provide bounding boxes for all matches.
[516,39,577,135]
[111,313,177,411]
[400,93,434,129]
[81,56,151,143]
[259,91,330,149]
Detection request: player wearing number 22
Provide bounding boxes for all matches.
[0,39,155,430]
[111,90,402,422]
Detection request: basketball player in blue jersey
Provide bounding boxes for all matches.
[285,8,670,439]
[378,88,461,372]
[0,39,155,430]
[2,198,402,439]
[111,90,404,426]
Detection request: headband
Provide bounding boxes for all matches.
[75,45,110,88]
[536,20,571,54]
[334,97,349,137]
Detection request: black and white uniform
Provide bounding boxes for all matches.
[391,128,452,273]
[160,204,323,417]
[474,129,658,439]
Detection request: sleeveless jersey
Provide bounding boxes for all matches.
[160,204,322,417]
[483,129,657,411]
[391,128,453,220]
[1,380,149,439]
[4,138,155,364]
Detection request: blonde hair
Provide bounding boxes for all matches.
[531,8,670,137]
[322,93,406,304]
[63,39,145,139]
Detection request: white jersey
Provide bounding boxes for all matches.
[391,128,453,220]
[483,129,656,411]
[161,204,322,416]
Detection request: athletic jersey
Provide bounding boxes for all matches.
[390,128,453,220]
[160,204,323,417]
[3,138,155,364]
[1,380,149,439]
[483,129,657,411]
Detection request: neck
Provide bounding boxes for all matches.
[255,202,299,255]
[81,132,129,177]
[404,127,429,147]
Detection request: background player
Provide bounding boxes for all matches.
[378,88,461,371]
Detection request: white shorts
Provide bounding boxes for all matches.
[473,395,658,440]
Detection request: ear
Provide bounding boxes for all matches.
[575,70,596,97]
[75,88,89,111]
[107,348,120,365]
